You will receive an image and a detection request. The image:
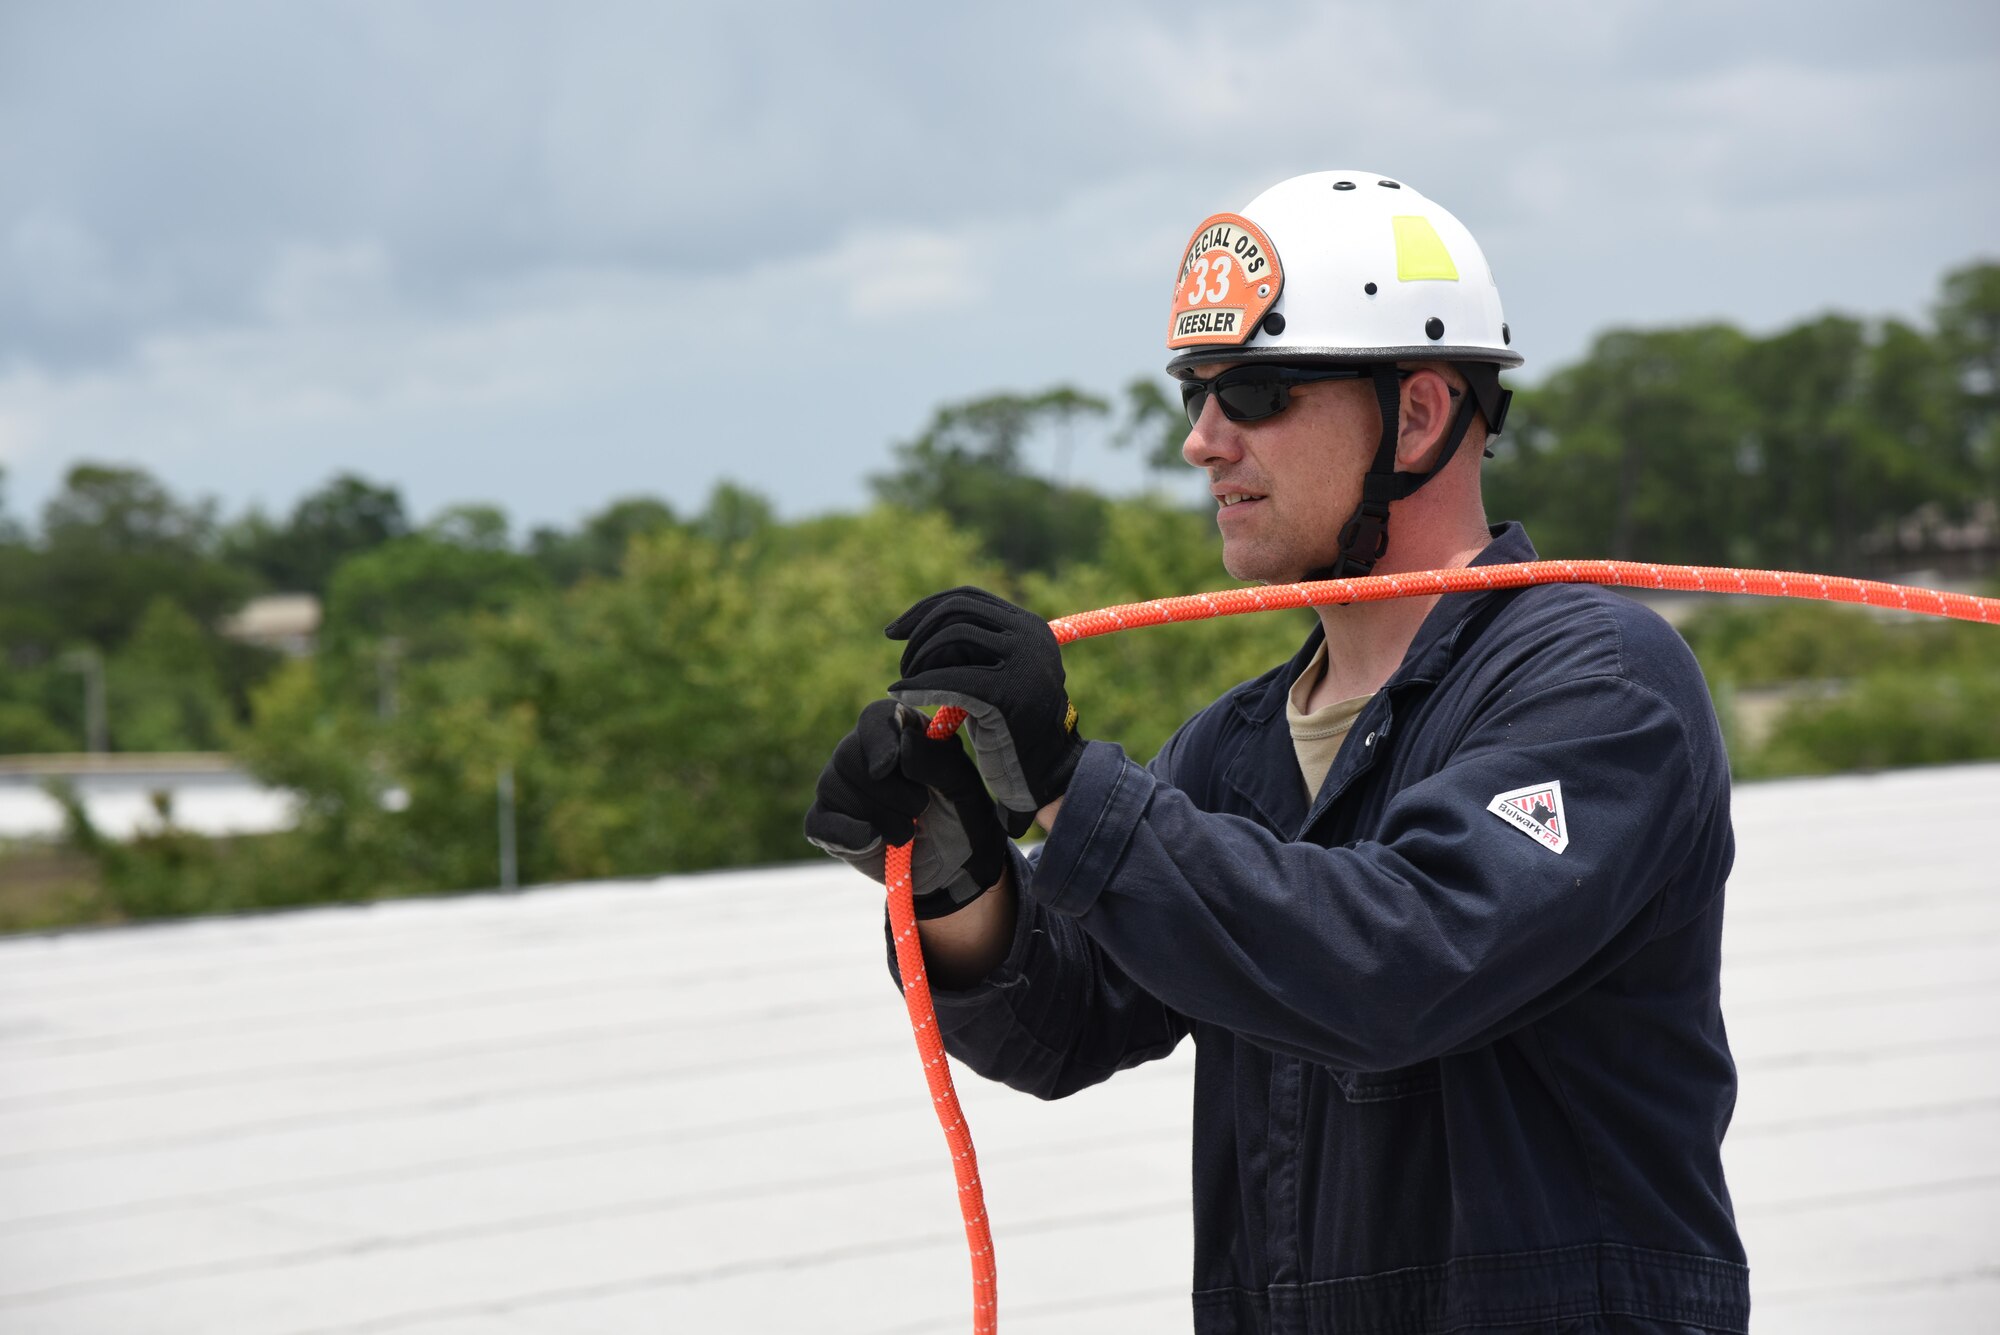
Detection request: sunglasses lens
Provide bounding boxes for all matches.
[1180,382,1208,427]
[1182,367,1349,426]
[1214,377,1286,422]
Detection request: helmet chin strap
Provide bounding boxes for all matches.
[1309,363,1487,582]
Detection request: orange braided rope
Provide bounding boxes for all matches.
[884,559,1999,1332]
[884,850,997,1333]
[1046,559,1998,645]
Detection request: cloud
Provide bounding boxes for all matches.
[0,0,1995,530]
[818,229,986,320]
[0,172,1202,527]
[0,2,1166,369]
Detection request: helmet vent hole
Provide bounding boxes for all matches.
[1502,323,1512,345]
[1425,317,1445,340]
[1364,282,1379,296]
[1379,180,1402,189]
[1261,311,1287,336]
[1333,180,1356,191]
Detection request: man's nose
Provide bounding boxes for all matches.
[1182,397,1245,469]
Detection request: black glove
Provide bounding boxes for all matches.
[885,586,1086,836]
[803,699,1008,919]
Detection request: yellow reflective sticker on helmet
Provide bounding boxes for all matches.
[1393,215,1459,282]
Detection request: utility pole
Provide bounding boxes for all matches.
[59,649,108,754]
[497,765,518,891]
[376,638,402,720]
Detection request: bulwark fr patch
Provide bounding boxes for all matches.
[1487,780,1569,854]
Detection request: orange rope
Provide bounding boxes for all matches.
[1047,559,1999,644]
[884,559,1999,1332]
[885,840,996,1333]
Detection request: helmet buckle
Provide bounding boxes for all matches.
[1335,499,1393,574]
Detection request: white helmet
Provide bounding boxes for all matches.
[1165,170,1519,577]
[1166,169,1520,373]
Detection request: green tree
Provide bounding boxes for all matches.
[1734,315,1873,570]
[873,386,1112,575]
[0,465,24,545]
[424,503,512,551]
[1934,261,2000,497]
[317,515,549,724]
[324,526,548,654]
[235,657,413,900]
[233,506,999,893]
[694,483,776,550]
[1936,262,2000,414]
[1111,375,1190,472]
[527,496,679,585]
[1488,326,1757,563]
[36,464,251,650]
[0,466,61,668]
[1750,667,2000,777]
[225,473,409,594]
[0,700,72,753]
[108,598,234,752]
[1488,265,2000,572]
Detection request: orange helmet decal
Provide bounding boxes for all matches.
[1166,212,1284,351]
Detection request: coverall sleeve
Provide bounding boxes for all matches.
[899,755,1195,1101]
[1024,673,1718,1072]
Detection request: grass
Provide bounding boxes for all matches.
[0,842,115,933]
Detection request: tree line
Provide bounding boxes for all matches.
[1488,261,1999,571]
[1,261,1994,926]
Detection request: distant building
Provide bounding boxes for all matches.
[1861,498,2000,580]
[0,753,299,840]
[219,594,323,657]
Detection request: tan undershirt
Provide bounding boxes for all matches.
[1287,640,1373,803]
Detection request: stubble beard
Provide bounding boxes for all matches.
[1222,527,1326,587]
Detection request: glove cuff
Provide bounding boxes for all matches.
[1030,730,1088,810]
[912,865,994,920]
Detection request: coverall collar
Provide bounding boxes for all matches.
[1232,521,1541,728]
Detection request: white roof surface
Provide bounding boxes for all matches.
[2,764,1996,1333]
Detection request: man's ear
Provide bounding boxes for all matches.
[1394,369,1459,474]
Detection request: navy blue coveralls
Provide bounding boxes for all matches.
[919,524,1750,1333]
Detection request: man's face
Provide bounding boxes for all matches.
[1180,363,1377,584]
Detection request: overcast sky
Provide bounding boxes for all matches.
[2,0,1996,535]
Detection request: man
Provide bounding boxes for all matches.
[808,171,1749,1334]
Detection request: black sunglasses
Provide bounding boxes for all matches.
[1178,364,1397,428]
